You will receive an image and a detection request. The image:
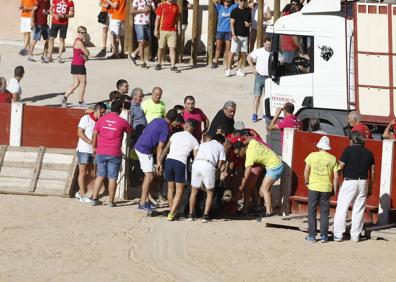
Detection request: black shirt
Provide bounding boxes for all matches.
[340,145,375,179]
[230,7,252,37]
[207,110,235,138]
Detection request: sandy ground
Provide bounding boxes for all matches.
[1,42,396,281]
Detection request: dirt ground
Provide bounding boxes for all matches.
[1,42,396,281]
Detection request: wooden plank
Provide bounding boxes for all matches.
[190,0,199,65]
[29,146,46,192]
[0,166,34,178]
[7,146,43,152]
[64,154,78,196]
[0,145,8,168]
[177,0,184,63]
[256,0,264,48]
[9,102,23,146]
[3,151,38,163]
[124,0,134,54]
[39,169,69,180]
[45,148,76,155]
[35,179,67,191]
[41,163,71,171]
[42,153,74,164]
[207,1,216,64]
[274,0,280,22]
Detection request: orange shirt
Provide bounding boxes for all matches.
[111,0,126,21]
[21,0,35,18]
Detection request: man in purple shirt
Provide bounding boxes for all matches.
[134,109,183,211]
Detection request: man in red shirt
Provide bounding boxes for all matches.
[48,0,75,63]
[154,0,179,71]
[29,0,51,63]
[182,95,209,141]
[87,100,132,207]
[0,77,12,104]
[348,111,372,139]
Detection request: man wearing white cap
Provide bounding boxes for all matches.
[304,136,340,243]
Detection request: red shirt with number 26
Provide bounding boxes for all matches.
[51,0,74,25]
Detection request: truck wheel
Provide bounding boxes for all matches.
[297,108,348,136]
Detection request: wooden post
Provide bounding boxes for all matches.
[274,0,281,22]
[124,0,134,55]
[191,0,199,65]
[177,0,184,63]
[207,0,216,64]
[256,0,264,48]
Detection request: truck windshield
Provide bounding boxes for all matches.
[276,34,314,76]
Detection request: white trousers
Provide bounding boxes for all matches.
[333,179,368,240]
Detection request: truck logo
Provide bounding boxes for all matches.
[318,45,334,61]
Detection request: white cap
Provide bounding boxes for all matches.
[316,136,331,151]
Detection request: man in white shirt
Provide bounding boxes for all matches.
[159,119,199,221]
[188,134,227,222]
[247,37,271,122]
[76,102,107,202]
[7,66,25,102]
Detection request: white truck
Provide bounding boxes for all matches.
[265,0,395,147]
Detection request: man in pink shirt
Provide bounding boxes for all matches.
[267,102,301,147]
[182,95,209,142]
[87,99,132,207]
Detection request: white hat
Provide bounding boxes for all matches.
[316,136,331,151]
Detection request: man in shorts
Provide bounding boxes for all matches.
[29,0,51,63]
[134,109,183,211]
[87,100,132,207]
[158,119,199,221]
[130,0,152,68]
[48,0,75,63]
[154,0,180,71]
[226,0,251,77]
[188,134,227,222]
[247,37,271,122]
[95,0,110,57]
[75,102,107,202]
[107,0,127,59]
[19,0,35,56]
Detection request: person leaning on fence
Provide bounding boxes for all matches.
[159,119,200,221]
[75,102,107,203]
[0,77,12,104]
[333,132,375,242]
[235,138,284,217]
[304,136,340,243]
[347,111,372,139]
[189,134,227,222]
[382,119,396,139]
[87,100,133,207]
[7,66,25,103]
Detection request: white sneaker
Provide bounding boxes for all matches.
[236,69,245,77]
[75,191,82,199]
[225,69,231,77]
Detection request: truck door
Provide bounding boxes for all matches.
[265,34,314,116]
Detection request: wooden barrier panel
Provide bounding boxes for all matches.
[0,103,11,145]
[290,131,383,217]
[21,105,84,149]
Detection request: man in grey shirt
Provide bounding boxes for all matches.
[130,87,147,141]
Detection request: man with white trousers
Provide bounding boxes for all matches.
[333,132,375,242]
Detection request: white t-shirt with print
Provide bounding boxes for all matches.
[6,78,22,96]
[250,47,270,76]
[132,0,151,25]
[77,114,96,154]
[167,131,199,165]
[195,140,226,167]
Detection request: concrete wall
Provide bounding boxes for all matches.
[1,0,290,47]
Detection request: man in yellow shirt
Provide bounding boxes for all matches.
[236,139,283,217]
[304,136,340,243]
[142,86,166,123]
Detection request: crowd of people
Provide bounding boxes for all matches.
[1,0,393,244]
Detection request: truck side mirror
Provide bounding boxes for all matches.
[269,50,279,81]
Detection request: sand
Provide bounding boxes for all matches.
[1,42,396,281]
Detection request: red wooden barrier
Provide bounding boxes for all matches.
[21,105,84,149]
[0,103,11,145]
[290,131,382,220]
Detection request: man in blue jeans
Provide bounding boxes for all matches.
[247,37,271,122]
[87,99,132,207]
